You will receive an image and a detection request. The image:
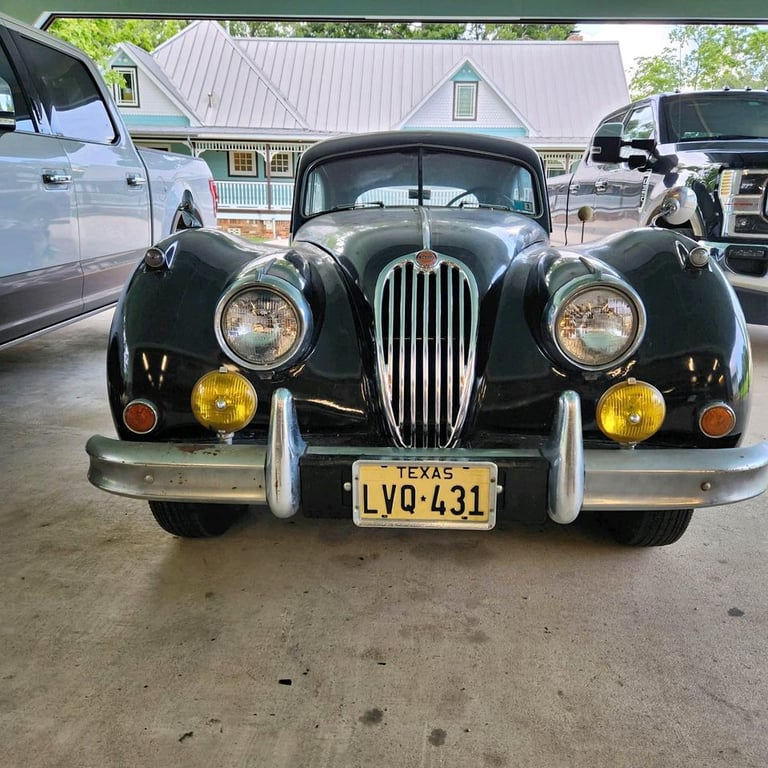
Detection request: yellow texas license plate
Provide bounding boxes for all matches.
[352,460,498,529]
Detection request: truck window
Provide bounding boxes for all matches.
[621,104,655,161]
[15,34,116,144]
[0,39,35,132]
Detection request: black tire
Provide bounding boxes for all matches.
[600,509,693,547]
[148,500,247,538]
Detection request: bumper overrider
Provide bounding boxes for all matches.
[85,389,768,527]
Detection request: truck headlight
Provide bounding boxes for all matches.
[215,278,312,370]
[548,278,645,370]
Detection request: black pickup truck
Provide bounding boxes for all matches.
[547,90,768,324]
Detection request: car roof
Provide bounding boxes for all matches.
[298,130,544,170]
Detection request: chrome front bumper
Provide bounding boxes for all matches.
[86,389,768,525]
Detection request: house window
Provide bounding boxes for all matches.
[453,82,477,121]
[229,151,258,176]
[269,152,293,177]
[113,67,138,107]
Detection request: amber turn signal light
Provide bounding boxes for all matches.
[699,403,736,438]
[191,369,257,434]
[596,379,666,445]
[123,399,159,435]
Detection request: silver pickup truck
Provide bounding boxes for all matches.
[0,13,216,348]
[547,90,768,324]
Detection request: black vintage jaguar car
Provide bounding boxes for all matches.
[86,131,768,545]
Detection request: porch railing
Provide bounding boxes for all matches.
[216,180,294,210]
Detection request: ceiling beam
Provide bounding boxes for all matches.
[4,0,768,29]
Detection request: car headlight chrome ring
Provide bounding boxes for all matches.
[547,276,646,371]
[215,277,312,371]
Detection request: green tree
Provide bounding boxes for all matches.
[46,17,574,75]
[223,20,573,40]
[48,18,188,68]
[630,24,768,99]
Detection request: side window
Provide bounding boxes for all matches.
[112,66,138,107]
[0,39,35,132]
[621,104,655,160]
[15,34,116,144]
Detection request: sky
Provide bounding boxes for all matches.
[577,24,674,75]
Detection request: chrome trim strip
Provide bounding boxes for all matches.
[543,390,584,524]
[435,268,442,435]
[447,274,454,426]
[398,265,405,429]
[266,388,306,518]
[410,265,417,446]
[418,205,431,250]
[422,270,429,446]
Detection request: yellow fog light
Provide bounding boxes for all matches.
[596,379,665,444]
[191,369,257,433]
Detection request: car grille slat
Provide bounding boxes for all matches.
[375,256,479,448]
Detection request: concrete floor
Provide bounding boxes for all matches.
[1,310,767,768]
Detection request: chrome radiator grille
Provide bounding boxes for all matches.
[374,256,479,448]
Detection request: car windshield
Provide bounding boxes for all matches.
[302,147,539,218]
[662,93,768,142]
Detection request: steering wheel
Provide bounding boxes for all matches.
[446,186,517,208]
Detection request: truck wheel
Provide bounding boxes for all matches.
[600,509,693,547]
[148,500,247,537]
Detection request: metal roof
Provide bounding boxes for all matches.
[142,20,629,146]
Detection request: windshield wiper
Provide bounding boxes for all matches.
[457,201,512,212]
[329,201,385,212]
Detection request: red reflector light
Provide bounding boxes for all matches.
[699,403,736,438]
[123,400,158,435]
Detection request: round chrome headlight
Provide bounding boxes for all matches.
[215,278,312,370]
[549,278,645,370]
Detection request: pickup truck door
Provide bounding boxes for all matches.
[549,115,627,246]
[0,30,82,347]
[14,32,151,315]
[615,103,658,230]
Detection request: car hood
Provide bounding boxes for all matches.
[292,207,548,301]
[664,140,768,169]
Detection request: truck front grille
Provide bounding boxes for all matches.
[374,255,479,448]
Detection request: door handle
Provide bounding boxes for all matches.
[568,183,580,194]
[41,171,72,185]
[594,181,608,193]
[126,173,146,186]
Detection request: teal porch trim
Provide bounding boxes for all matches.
[401,125,528,138]
[122,114,191,127]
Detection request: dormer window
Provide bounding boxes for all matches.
[453,82,477,121]
[113,67,139,107]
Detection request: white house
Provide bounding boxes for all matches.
[109,21,629,237]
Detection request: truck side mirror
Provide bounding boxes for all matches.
[590,135,622,164]
[0,77,16,133]
[653,186,697,227]
[590,122,624,163]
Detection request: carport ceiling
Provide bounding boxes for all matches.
[8,0,768,28]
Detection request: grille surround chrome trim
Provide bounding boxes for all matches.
[374,253,479,448]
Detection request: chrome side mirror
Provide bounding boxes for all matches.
[0,77,16,132]
[653,186,696,227]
